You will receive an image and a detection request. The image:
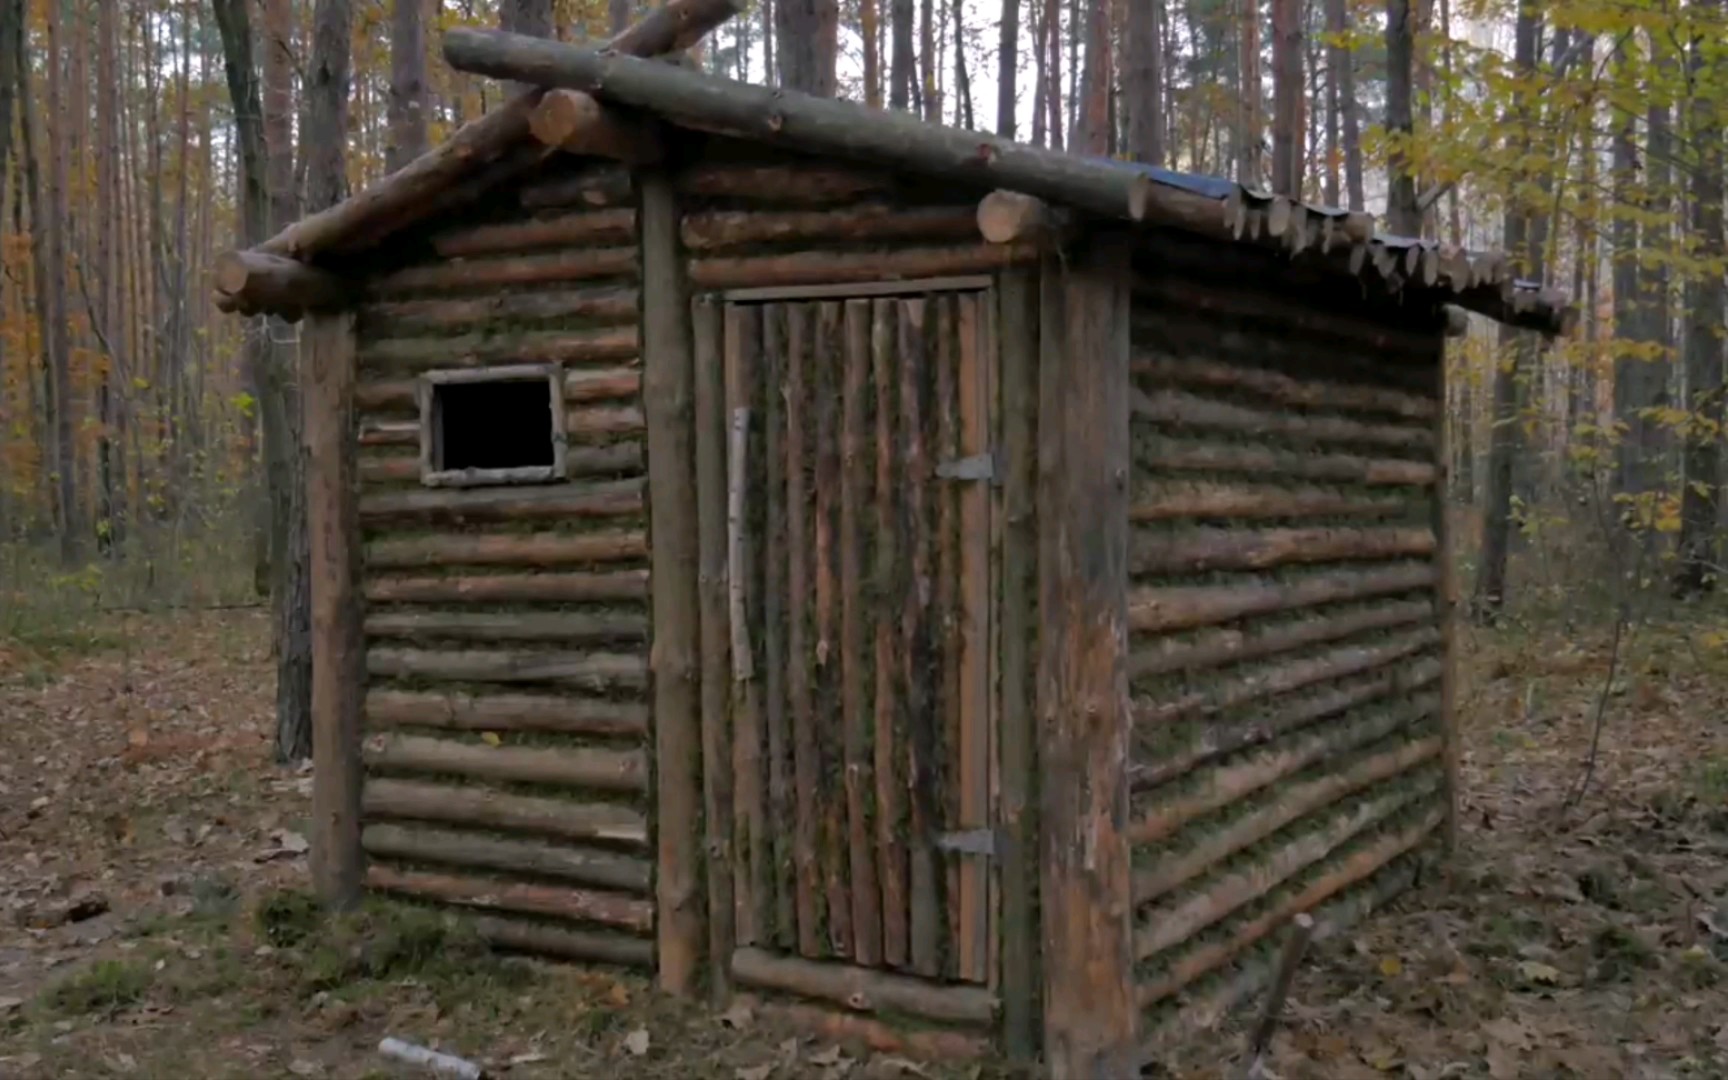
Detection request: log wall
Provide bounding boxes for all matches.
[673,141,1013,1040]
[351,155,655,968]
[1127,239,1451,1053]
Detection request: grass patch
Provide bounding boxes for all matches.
[41,959,153,1016]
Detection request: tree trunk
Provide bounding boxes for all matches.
[501,0,554,36]
[1126,0,1163,164]
[612,0,634,34]
[1327,0,1363,210]
[920,0,938,119]
[1676,0,1725,596]
[1322,0,1339,206]
[891,0,914,109]
[1383,0,1419,234]
[864,0,883,107]
[1074,0,1111,154]
[0,0,21,484]
[1473,0,1539,620]
[1270,0,1302,195]
[997,0,1019,136]
[43,0,80,562]
[1237,0,1261,185]
[952,0,974,128]
[779,0,839,96]
[95,0,127,552]
[389,0,430,171]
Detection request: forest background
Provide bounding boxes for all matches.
[0,0,1722,756]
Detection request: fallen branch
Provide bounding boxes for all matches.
[1244,912,1315,1078]
[377,1037,482,1080]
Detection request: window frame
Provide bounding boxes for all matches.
[416,363,567,488]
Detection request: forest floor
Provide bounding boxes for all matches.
[4,606,1728,1078]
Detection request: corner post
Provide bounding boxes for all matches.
[304,310,364,909]
[640,165,705,996]
[1035,231,1137,1076]
[1431,330,1460,856]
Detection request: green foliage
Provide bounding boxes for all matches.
[41,959,152,1016]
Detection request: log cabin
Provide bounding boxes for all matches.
[213,1,1571,1070]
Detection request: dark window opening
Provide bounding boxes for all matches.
[434,378,556,471]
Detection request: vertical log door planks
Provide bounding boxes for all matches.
[701,283,1002,1033]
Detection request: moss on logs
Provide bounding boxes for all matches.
[362,570,649,604]
[363,777,648,845]
[365,733,647,792]
[362,823,652,892]
[365,865,654,932]
[364,688,648,736]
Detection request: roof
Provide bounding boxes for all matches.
[216,14,1570,336]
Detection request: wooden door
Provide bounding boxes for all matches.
[713,285,997,992]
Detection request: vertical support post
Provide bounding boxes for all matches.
[1431,331,1460,856]
[304,310,364,910]
[1035,232,1136,1077]
[640,166,704,996]
[694,293,736,1001]
[997,266,1039,1062]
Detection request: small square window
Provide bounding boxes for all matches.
[418,365,566,487]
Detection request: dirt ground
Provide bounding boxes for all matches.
[4,607,1728,1078]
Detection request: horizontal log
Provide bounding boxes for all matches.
[359,420,421,447]
[362,822,651,892]
[364,570,649,604]
[565,442,647,475]
[976,189,1069,245]
[366,732,648,792]
[1128,562,1438,633]
[213,250,350,316]
[529,88,665,164]
[1130,484,1417,524]
[1131,271,1443,360]
[567,405,647,439]
[431,208,638,259]
[1134,388,1434,452]
[1135,770,1442,961]
[442,33,1190,226]
[366,647,648,689]
[1133,692,1440,841]
[1136,805,1444,1008]
[1137,626,1441,725]
[362,286,638,335]
[1133,657,1443,789]
[747,999,991,1060]
[359,326,638,372]
[366,864,654,932]
[366,530,647,568]
[680,205,980,251]
[366,688,648,736]
[370,247,638,297]
[359,478,644,524]
[676,161,896,204]
[355,382,419,412]
[1140,854,1420,1052]
[364,610,649,643]
[519,164,634,210]
[252,90,545,264]
[360,454,419,484]
[689,243,1037,290]
[472,915,653,967]
[564,368,642,403]
[1130,352,1438,420]
[1133,735,1442,902]
[364,777,648,844]
[1134,438,1438,488]
[1132,598,1434,678]
[1131,526,1436,576]
[730,947,997,1026]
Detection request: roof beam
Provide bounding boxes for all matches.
[214,251,350,320]
[529,89,665,165]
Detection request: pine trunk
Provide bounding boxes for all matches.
[1271,0,1302,196]
[1473,0,1539,619]
[891,0,914,109]
[1328,0,1363,210]
[997,0,1019,135]
[389,0,430,171]
[1237,0,1261,185]
[1676,1,1725,595]
[44,0,80,562]
[1075,0,1111,154]
[1383,0,1419,234]
[1126,0,1163,164]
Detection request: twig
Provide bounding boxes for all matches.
[1244,912,1315,1078]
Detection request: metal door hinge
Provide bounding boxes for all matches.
[935,828,1000,857]
[935,452,997,484]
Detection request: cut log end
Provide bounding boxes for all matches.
[978,190,1061,245]
[529,89,665,165]
[214,250,350,317]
